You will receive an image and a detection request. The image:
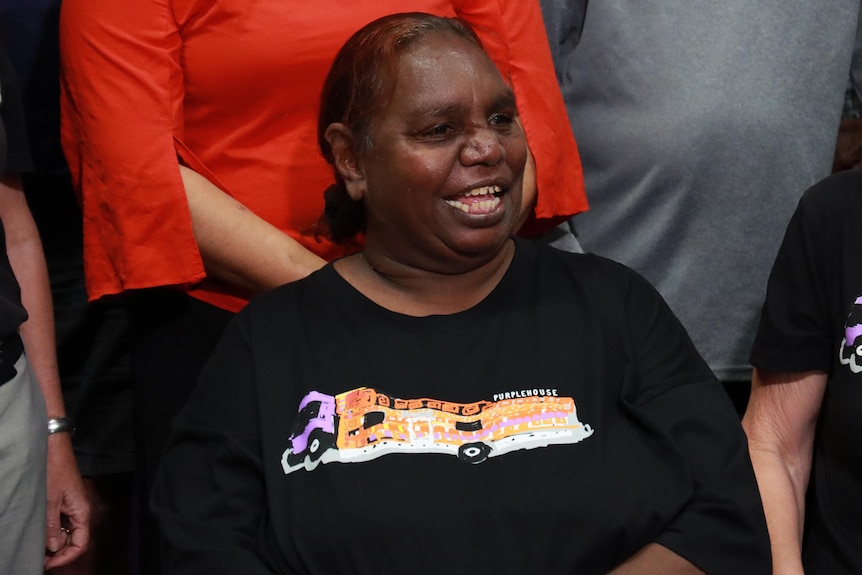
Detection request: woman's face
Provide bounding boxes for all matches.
[356,32,526,271]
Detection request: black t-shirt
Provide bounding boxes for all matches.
[0,1,84,254]
[750,170,862,574]
[0,46,33,339]
[153,238,771,574]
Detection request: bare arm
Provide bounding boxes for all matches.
[742,368,827,575]
[179,166,326,294]
[0,174,89,568]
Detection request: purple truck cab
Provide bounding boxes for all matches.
[286,391,338,463]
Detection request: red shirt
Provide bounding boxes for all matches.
[60,0,586,312]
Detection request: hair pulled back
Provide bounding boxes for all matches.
[317,12,483,242]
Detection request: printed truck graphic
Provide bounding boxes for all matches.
[281,387,593,473]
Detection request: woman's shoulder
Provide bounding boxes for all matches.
[780,170,862,250]
[798,170,862,215]
[519,237,660,303]
[240,264,341,317]
[524,237,649,281]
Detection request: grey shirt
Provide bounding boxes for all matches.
[541,0,862,380]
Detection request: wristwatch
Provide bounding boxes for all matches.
[47,417,76,436]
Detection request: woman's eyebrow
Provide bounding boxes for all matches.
[492,89,517,111]
[409,89,517,121]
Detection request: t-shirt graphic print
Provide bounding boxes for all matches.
[281,387,593,473]
[840,295,862,374]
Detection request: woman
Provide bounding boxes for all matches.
[58,0,585,507]
[151,14,770,573]
[743,170,862,574]
[0,49,89,572]
[59,2,585,567]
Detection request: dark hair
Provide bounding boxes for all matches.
[317,12,483,242]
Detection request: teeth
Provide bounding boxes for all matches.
[445,195,501,214]
[445,200,471,213]
[465,185,502,197]
[444,185,503,214]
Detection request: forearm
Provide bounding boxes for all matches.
[180,166,326,294]
[741,368,826,575]
[744,443,806,574]
[1,175,64,416]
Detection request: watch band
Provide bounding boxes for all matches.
[47,417,76,436]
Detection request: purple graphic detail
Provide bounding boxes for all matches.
[288,391,336,454]
[845,296,862,347]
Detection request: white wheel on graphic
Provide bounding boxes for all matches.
[458,442,491,464]
[306,429,335,462]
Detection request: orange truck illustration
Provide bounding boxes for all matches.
[281,387,593,473]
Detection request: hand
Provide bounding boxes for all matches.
[44,432,90,569]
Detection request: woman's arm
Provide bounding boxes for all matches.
[151,313,277,574]
[0,175,90,568]
[619,268,771,573]
[180,166,325,294]
[742,368,827,575]
[60,0,198,299]
[60,0,326,301]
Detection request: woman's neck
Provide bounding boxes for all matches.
[334,239,515,316]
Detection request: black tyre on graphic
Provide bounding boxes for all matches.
[458,442,491,464]
[285,449,304,467]
[307,429,336,462]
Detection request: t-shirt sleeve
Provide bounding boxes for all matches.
[457,0,587,234]
[619,269,772,574]
[0,48,33,175]
[59,0,204,300]
[750,184,835,373]
[150,312,276,574]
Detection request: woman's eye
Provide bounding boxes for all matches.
[489,113,514,127]
[420,124,455,138]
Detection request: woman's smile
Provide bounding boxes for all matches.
[444,184,504,216]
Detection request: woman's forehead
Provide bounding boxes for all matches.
[362,30,511,131]
[398,31,488,69]
[394,34,504,94]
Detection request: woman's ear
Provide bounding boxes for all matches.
[325,123,366,201]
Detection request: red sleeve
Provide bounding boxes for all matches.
[60,0,204,301]
[457,0,588,236]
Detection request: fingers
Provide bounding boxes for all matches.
[44,437,92,568]
[44,490,91,570]
[45,516,64,555]
[44,520,89,570]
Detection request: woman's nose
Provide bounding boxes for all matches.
[460,127,505,167]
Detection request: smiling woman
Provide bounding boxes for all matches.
[320,16,527,313]
[151,13,772,575]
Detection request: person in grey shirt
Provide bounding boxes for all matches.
[540,0,862,411]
